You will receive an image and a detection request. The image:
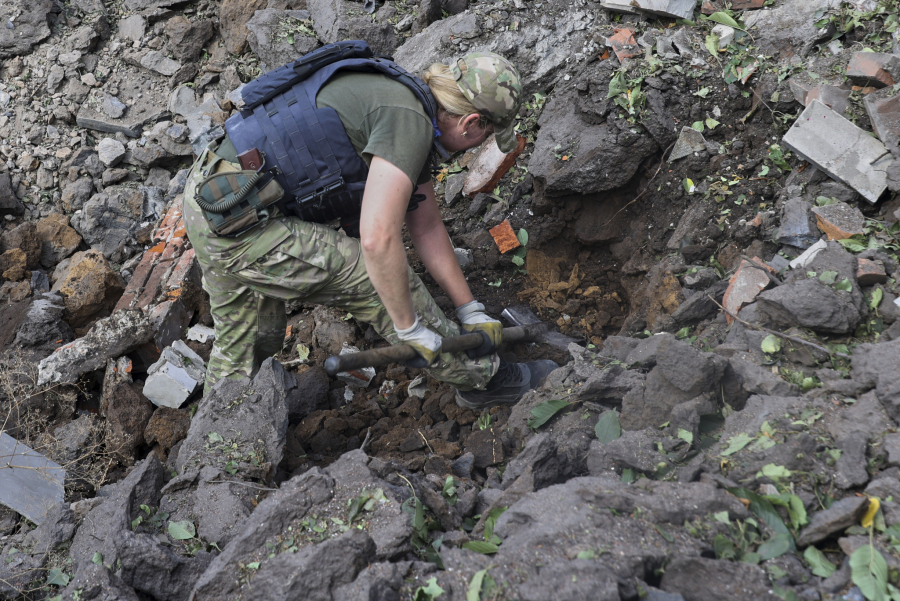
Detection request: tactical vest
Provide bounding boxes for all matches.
[221,40,448,237]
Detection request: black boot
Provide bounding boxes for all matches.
[455,359,558,410]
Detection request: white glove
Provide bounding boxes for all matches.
[456,300,502,358]
[395,316,442,368]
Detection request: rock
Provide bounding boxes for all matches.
[727,355,801,397]
[466,427,505,468]
[812,201,866,240]
[307,0,398,56]
[776,198,820,248]
[743,0,841,58]
[669,126,708,161]
[864,88,900,144]
[835,435,869,489]
[37,309,154,385]
[857,258,888,286]
[0,432,65,525]
[119,14,147,43]
[144,407,191,454]
[517,559,619,601]
[61,177,95,211]
[165,17,214,62]
[444,172,465,206]
[98,137,127,167]
[140,50,182,76]
[782,100,892,204]
[101,94,128,119]
[36,213,82,268]
[71,187,143,262]
[849,338,900,423]
[115,529,214,600]
[722,258,773,323]
[102,359,154,466]
[219,0,268,54]
[22,503,75,553]
[77,80,170,138]
[661,557,779,600]
[246,10,320,70]
[0,249,27,281]
[54,249,125,328]
[846,52,898,88]
[0,172,25,215]
[463,134,526,197]
[756,278,862,334]
[60,564,140,601]
[712,23,735,47]
[13,293,75,356]
[1,222,41,270]
[143,340,207,408]
[796,496,869,547]
[0,0,52,58]
[587,430,673,476]
[69,456,165,572]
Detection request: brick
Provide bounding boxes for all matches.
[857,258,888,286]
[114,245,163,312]
[135,238,185,309]
[788,75,850,115]
[152,196,184,243]
[722,258,773,323]
[608,28,641,62]
[165,248,202,314]
[864,89,900,144]
[846,52,898,89]
[812,202,866,240]
[782,100,892,203]
[700,0,722,14]
[489,219,521,254]
[462,134,525,197]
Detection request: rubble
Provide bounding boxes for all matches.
[143,340,206,408]
[788,74,851,115]
[489,219,521,253]
[811,201,866,240]
[462,134,526,197]
[846,52,899,88]
[0,432,65,525]
[722,258,773,323]
[335,344,377,388]
[630,0,696,20]
[669,126,708,161]
[608,28,641,62]
[782,100,893,203]
[864,87,900,143]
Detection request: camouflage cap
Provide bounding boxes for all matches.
[451,51,523,153]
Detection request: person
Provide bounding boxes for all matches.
[181,50,557,410]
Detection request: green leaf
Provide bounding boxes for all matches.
[46,568,70,587]
[835,278,853,292]
[247,561,260,569]
[415,577,445,601]
[714,534,736,559]
[92,551,103,565]
[707,11,741,28]
[483,506,507,541]
[870,288,884,310]
[758,464,791,480]
[462,541,499,554]
[728,487,793,543]
[789,494,808,529]
[683,178,695,194]
[721,433,754,456]
[691,121,705,133]
[677,429,694,446]
[839,238,868,253]
[168,520,196,540]
[758,533,792,561]
[851,545,889,601]
[295,344,310,361]
[818,271,838,284]
[516,229,528,246]
[804,546,837,578]
[694,87,711,98]
[467,568,491,601]
[595,411,622,443]
[607,71,627,99]
[511,255,525,266]
[706,118,720,130]
[576,550,596,559]
[759,165,770,177]
[713,511,730,524]
[705,34,720,57]
[207,432,224,443]
[761,335,781,355]
[527,399,570,429]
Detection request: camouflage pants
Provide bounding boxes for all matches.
[182,149,497,393]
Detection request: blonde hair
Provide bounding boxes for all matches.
[423,63,490,128]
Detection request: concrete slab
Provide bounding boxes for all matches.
[782,100,893,203]
[863,88,900,145]
[143,340,206,408]
[669,126,708,161]
[0,432,64,525]
[630,0,695,19]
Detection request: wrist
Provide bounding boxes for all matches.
[456,300,484,320]
[394,315,421,338]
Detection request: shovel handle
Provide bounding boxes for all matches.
[323,324,544,376]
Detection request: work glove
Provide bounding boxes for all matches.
[456,300,502,359]
[395,316,442,368]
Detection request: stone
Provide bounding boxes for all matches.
[246,10,320,70]
[630,0,696,19]
[857,258,888,286]
[466,427,504,468]
[115,529,214,600]
[1,222,42,270]
[140,50,182,76]
[444,172,465,206]
[722,258,773,323]
[0,172,25,215]
[144,407,191,454]
[835,435,869,489]
[608,28,641,61]
[103,360,154,466]
[797,496,869,546]
[55,249,125,328]
[119,14,147,43]
[306,0,399,56]
[13,293,75,356]
[61,177,95,211]
[756,278,862,334]
[101,94,127,119]
[789,239,828,269]
[219,0,268,54]
[164,17,215,62]
[36,214,82,268]
[98,137,127,167]
[788,74,851,115]
[885,433,900,467]
[463,134,526,197]
[669,126,708,161]
[848,338,900,423]
[0,248,27,281]
[712,24,734,48]
[0,0,52,58]
[812,201,866,240]
[0,432,64,525]
[77,81,170,138]
[743,0,841,58]
[846,52,898,88]
[775,198,820,248]
[143,340,206,408]
[23,503,76,553]
[864,88,900,144]
[782,100,893,204]
[37,309,154,385]
[71,187,143,262]
[60,564,140,601]
[661,557,779,601]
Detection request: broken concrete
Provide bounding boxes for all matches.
[864,87,900,144]
[630,0,696,20]
[143,340,207,408]
[811,201,866,240]
[782,100,893,203]
[788,74,851,115]
[0,432,65,525]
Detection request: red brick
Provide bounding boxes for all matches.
[153,196,184,243]
[114,246,163,312]
[462,134,526,197]
[488,219,521,254]
[847,52,897,89]
[609,28,640,62]
[857,258,888,286]
[722,258,773,324]
[700,0,722,14]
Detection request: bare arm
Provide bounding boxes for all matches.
[359,156,417,330]
[405,181,475,309]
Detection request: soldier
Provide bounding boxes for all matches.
[182,50,557,410]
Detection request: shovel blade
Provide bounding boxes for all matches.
[501,305,583,350]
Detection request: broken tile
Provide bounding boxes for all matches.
[609,28,642,62]
[142,340,206,408]
[462,134,526,197]
[700,0,723,13]
[722,258,774,323]
[489,219,521,254]
[846,52,899,89]
[782,100,893,204]
[336,344,376,388]
[857,258,888,286]
[630,0,695,19]
[788,75,851,115]
[811,202,866,240]
[601,0,641,14]
[669,126,708,161]
[864,88,900,144]
[789,239,828,269]
[187,324,216,343]
[0,432,65,525]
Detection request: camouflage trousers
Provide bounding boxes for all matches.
[182,149,497,393]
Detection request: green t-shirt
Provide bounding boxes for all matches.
[316,71,434,186]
